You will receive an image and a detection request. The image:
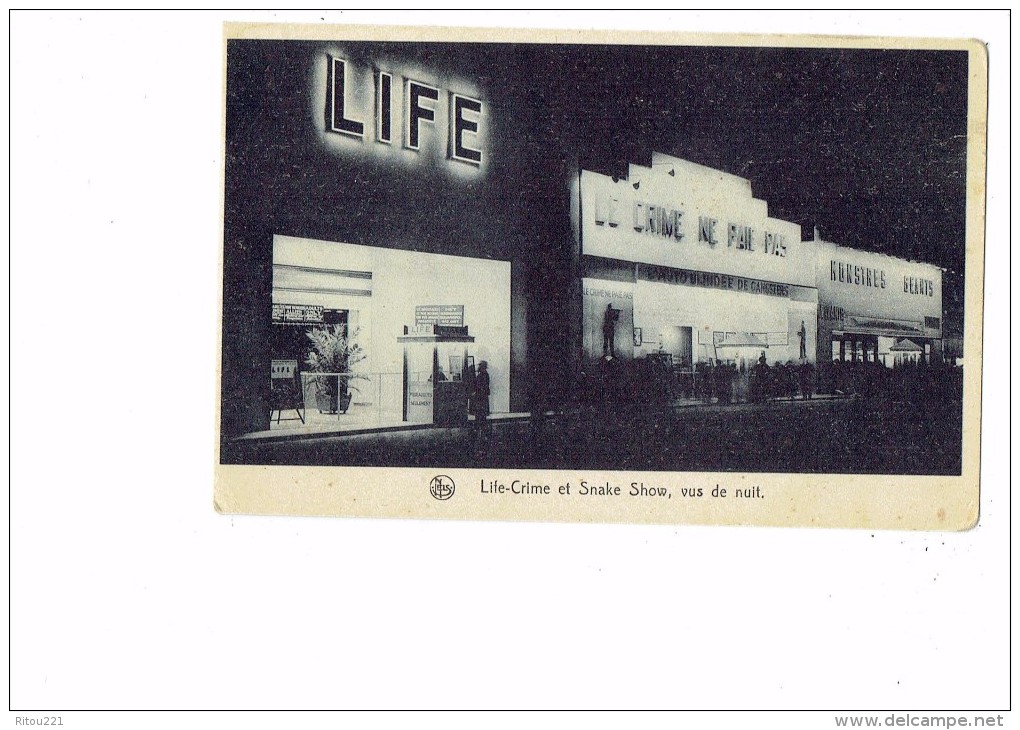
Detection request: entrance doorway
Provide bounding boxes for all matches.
[659,325,693,367]
[831,333,879,364]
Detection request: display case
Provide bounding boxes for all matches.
[398,325,476,426]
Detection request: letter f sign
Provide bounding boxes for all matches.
[405,80,439,150]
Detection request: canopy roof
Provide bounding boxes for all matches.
[890,338,923,352]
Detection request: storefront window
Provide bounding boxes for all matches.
[269,234,511,432]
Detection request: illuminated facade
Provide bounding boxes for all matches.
[222,40,546,441]
[571,153,945,380]
[221,39,948,447]
[813,236,943,369]
[573,153,817,371]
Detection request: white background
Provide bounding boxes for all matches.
[7,9,1011,724]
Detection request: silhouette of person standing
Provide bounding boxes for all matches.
[798,320,807,360]
[469,360,492,450]
[602,304,620,357]
[752,351,770,402]
[472,360,490,422]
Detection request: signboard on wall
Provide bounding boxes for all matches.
[415,304,465,327]
[814,240,942,336]
[406,382,434,423]
[579,161,812,289]
[638,263,791,298]
[272,303,324,324]
[270,359,298,379]
[581,279,635,361]
[318,55,486,172]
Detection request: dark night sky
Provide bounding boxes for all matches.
[229,40,971,333]
[280,41,969,279]
[521,44,969,277]
[495,43,969,333]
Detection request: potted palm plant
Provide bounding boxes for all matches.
[304,324,367,414]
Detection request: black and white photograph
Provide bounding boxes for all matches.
[10,10,1008,721]
[218,27,981,493]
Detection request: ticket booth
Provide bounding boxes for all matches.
[399,325,476,426]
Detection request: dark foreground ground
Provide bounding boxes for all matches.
[223,397,963,475]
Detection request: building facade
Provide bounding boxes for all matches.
[813,237,944,370]
[222,40,576,444]
[573,153,817,373]
[221,39,949,450]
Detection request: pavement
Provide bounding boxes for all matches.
[252,393,846,442]
[248,408,532,442]
[223,394,962,475]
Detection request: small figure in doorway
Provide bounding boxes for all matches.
[798,320,807,360]
[471,360,491,423]
[602,304,620,358]
[469,360,492,451]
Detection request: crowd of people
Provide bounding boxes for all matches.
[820,357,963,401]
[574,351,963,412]
[685,355,817,403]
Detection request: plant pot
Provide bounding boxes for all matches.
[316,391,339,414]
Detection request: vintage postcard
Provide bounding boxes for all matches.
[214,23,986,530]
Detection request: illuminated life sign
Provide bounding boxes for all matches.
[325,56,483,166]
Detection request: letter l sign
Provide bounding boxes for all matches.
[326,56,364,137]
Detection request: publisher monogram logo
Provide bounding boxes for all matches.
[429,475,455,501]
